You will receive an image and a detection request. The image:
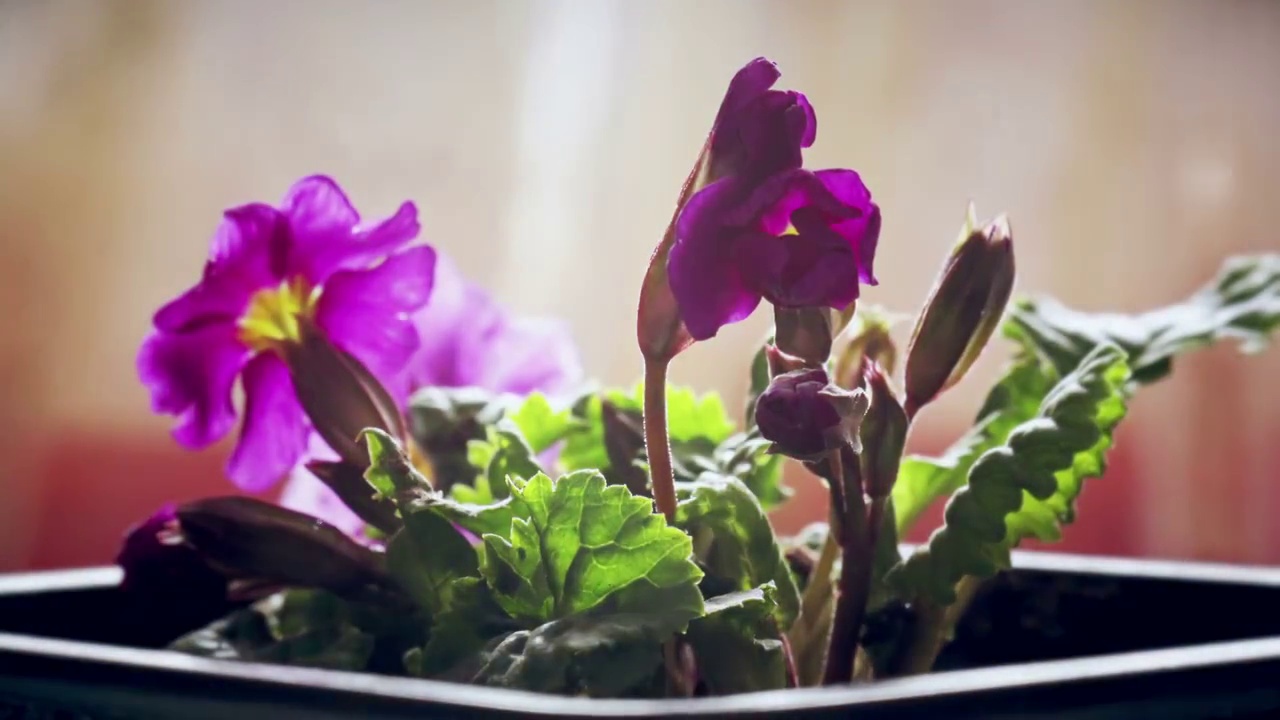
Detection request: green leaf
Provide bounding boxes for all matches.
[507,392,580,453]
[687,585,787,694]
[1006,254,1280,385]
[743,332,774,427]
[473,613,667,697]
[480,471,705,627]
[891,356,1053,536]
[887,345,1131,604]
[710,431,791,509]
[362,428,432,498]
[467,422,543,501]
[169,590,374,671]
[386,506,480,616]
[675,474,801,629]
[416,577,522,678]
[560,383,737,473]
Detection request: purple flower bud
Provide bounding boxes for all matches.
[904,206,1015,416]
[281,318,407,470]
[754,368,869,460]
[858,362,909,498]
[117,504,225,598]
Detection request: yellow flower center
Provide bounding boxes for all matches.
[238,277,321,352]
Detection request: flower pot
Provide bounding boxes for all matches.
[2,550,1278,719]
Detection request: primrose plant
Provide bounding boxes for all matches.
[123,58,1280,697]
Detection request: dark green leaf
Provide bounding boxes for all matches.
[472,613,667,697]
[710,431,791,509]
[886,345,1131,604]
[687,585,787,694]
[1006,254,1280,384]
[169,590,374,671]
[416,577,522,678]
[480,471,705,627]
[676,474,801,629]
[386,506,480,616]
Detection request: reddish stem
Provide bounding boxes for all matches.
[644,358,677,523]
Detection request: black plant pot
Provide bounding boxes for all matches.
[2,550,1279,719]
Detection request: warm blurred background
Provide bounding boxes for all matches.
[2,0,1278,571]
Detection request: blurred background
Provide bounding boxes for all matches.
[2,0,1278,571]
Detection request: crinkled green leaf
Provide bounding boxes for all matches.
[415,577,522,679]
[892,359,1051,536]
[387,505,480,616]
[560,383,736,473]
[169,590,374,671]
[709,431,790,509]
[480,470,705,627]
[687,585,786,694]
[507,392,580,453]
[472,613,666,697]
[465,422,543,502]
[1007,254,1280,385]
[675,474,800,629]
[887,345,1131,604]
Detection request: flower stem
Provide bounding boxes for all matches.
[821,449,875,686]
[643,358,677,523]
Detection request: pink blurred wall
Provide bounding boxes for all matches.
[2,0,1278,570]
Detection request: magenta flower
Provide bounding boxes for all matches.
[667,58,881,341]
[279,251,583,529]
[137,176,436,492]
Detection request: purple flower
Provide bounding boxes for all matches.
[755,368,869,460]
[137,176,436,492]
[667,58,881,341]
[279,252,584,528]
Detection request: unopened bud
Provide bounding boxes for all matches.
[858,362,909,498]
[282,319,406,469]
[754,368,869,461]
[306,460,403,535]
[600,399,648,495]
[773,306,833,368]
[832,305,904,389]
[904,205,1015,416]
[175,497,389,594]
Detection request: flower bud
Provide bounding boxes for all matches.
[832,305,904,389]
[858,362,909,499]
[305,460,403,535]
[637,140,709,363]
[754,368,869,461]
[773,306,833,368]
[904,205,1015,416]
[600,399,648,495]
[175,497,390,595]
[282,318,406,469]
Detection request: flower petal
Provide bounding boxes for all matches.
[226,354,310,492]
[282,175,422,283]
[137,323,250,449]
[315,245,437,383]
[736,224,862,309]
[153,204,286,332]
[464,315,585,396]
[670,179,763,340]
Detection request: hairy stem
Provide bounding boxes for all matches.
[643,358,677,523]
